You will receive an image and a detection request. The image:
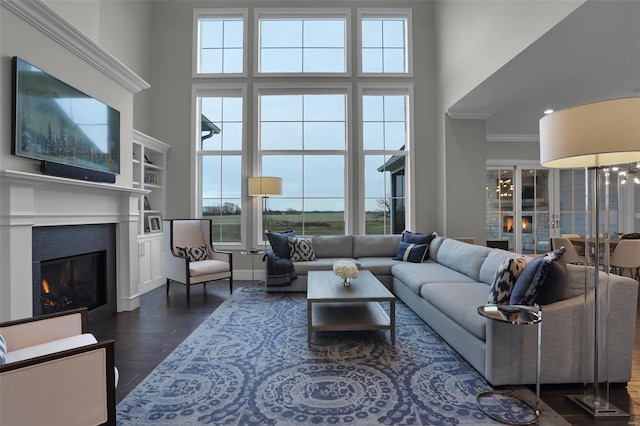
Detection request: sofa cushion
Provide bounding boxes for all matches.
[190,259,231,277]
[356,257,403,276]
[510,248,567,305]
[487,256,527,304]
[287,237,317,261]
[311,235,353,258]
[428,236,446,261]
[267,230,296,259]
[392,261,477,295]
[293,258,358,274]
[175,245,208,262]
[394,242,429,263]
[436,238,491,281]
[421,282,489,341]
[5,333,98,364]
[0,334,6,365]
[353,235,401,258]
[479,249,519,285]
[402,230,437,245]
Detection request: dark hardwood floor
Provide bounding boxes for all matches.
[91,280,640,425]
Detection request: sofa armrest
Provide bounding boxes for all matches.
[0,340,116,426]
[0,308,87,352]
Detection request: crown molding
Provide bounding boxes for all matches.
[133,130,172,154]
[1,0,150,93]
[486,133,539,143]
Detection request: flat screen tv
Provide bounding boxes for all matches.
[12,57,120,182]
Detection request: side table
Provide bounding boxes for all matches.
[240,250,264,293]
[476,304,542,425]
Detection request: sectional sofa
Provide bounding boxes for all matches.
[265,234,639,386]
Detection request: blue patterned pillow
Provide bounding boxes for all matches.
[488,256,527,304]
[394,242,429,263]
[510,248,567,305]
[287,237,316,262]
[0,334,6,365]
[176,245,209,262]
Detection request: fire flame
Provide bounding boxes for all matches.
[42,279,50,294]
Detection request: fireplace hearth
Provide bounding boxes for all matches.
[32,224,116,325]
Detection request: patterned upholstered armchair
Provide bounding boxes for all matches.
[164,219,233,302]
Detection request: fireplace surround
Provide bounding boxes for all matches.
[0,170,146,321]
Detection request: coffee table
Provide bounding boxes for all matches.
[307,270,395,346]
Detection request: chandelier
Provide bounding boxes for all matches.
[615,162,640,185]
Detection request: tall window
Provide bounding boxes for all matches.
[359,9,412,75]
[196,86,245,243]
[195,10,246,75]
[258,87,348,235]
[256,10,349,74]
[361,88,409,234]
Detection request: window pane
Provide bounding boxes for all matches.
[384,122,405,150]
[362,20,382,48]
[362,49,383,73]
[383,20,405,48]
[201,20,223,48]
[304,20,345,47]
[384,96,405,121]
[303,49,345,72]
[365,155,388,198]
[304,94,345,121]
[383,48,406,73]
[261,49,302,73]
[304,122,345,150]
[200,49,222,74]
[202,156,222,198]
[221,122,242,151]
[261,20,302,47]
[223,97,242,121]
[262,155,303,197]
[223,49,243,73]
[363,96,384,121]
[223,20,243,48]
[363,122,384,150]
[304,156,344,197]
[261,123,303,150]
[268,198,303,232]
[365,198,391,235]
[261,95,302,121]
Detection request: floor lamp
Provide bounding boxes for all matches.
[539,97,640,419]
[248,176,283,252]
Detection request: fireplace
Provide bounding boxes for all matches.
[39,251,107,315]
[503,215,533,233]
[32,224,117,325]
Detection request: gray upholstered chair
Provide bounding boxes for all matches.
[0,308,116,426]
[164,219,233,302]
[551,236,587,264]
[610,239,640,280]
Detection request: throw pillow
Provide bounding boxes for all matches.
[175,245,209,262]
[510,248,567,306]
[287,237,317,261]
[488,256,527,304]
[267,230,296,259]
[402,230,437,245]
[0,334,6,365]
[393,242,429,263]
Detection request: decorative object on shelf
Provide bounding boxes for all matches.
[333,260,359,286]
[143,196,151,210]
[248,176,283,252]
[144,154,152,164]
[539,97,640,420]
[144,171,159,185]
[148,215,162,233]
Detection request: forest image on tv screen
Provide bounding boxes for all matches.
[14,58,120,174]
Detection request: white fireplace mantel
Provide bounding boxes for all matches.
[0,170,148,321]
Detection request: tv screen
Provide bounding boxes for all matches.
[12,57,120,177]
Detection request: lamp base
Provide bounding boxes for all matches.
[566,395,629,419]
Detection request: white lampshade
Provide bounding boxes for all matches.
[248,176,282,197]
[539,97,640,168]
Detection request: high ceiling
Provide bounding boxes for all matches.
[447,0,640,139]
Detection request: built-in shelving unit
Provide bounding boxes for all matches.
[132,130,171,294]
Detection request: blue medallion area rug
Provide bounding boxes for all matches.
[116,290,568,425]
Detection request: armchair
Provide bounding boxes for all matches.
[164,219,233,302]
[0,308,116,426]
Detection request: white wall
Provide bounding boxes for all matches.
[487,141,540,162]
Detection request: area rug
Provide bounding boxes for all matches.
[116,290,568,425]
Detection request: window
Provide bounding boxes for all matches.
[195,9,247,75]
[361,86,410,234]
[256,9,350,75]
[359,9,412,75]
[195,85,246,243]
[257,86,348,236]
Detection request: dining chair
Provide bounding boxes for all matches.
[551,236,587,265]
[610,239,640,281]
